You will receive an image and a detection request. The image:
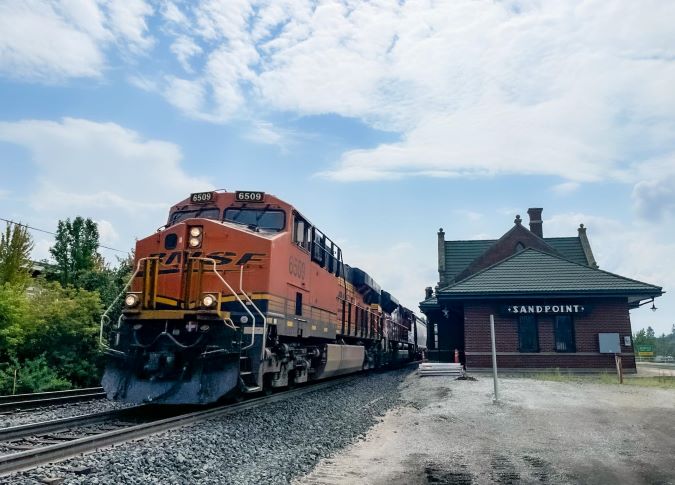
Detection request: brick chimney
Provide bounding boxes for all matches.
[527,208,543,238]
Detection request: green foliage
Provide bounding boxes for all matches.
[0,217,136,394]
[633,325,675,358]
[0,222,33,286]
[0,283,31,361]
[50,217,102,287]
[0,279,103,389]
[0,355,71,394]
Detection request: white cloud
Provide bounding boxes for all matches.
[631,154,675,222]
[552,182,581,195]
[127,74,157,92]
[545,211,674,334]
[0,1,105,80]
[0,189,9,199]
[95,219,119,245]
[161,1,187,25]
[171,36,203,72]
[106,0,154,53]
[243,121,297,148]
[163,76,207,118]
[0,0,154,81]
[0,117,211,216]
[0,117,214,261]
[143,0,675,187]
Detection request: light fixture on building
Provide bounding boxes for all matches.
[651,299,657,312]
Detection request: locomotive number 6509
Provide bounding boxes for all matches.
[235,191,265,202]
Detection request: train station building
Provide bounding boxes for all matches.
[419,208,663,372]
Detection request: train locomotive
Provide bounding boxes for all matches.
[101,190,427,404]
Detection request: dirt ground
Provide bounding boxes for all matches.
[296,372,675,485]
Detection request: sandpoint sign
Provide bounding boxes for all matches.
[499,304,591,316]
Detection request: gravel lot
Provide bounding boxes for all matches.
[2,368,412,485]
[637,362,675,377]
[299,373,675,485]
[1,399,133,429]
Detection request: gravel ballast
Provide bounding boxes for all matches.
[3,368,412,484]
[0,399,134,429]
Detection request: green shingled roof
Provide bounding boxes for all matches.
[443,239,495,283]
[543,237,588,265]
[443,236,590,283]
[437,248,662,301]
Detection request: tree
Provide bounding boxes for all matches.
[646,326,655,339]
[633,328,648,348]
[0,222,33,285]
[50,217,102,287]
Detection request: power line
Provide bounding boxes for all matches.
[0,217,127,254]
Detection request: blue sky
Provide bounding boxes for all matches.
[1,0,674,335]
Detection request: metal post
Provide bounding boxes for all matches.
[490,314,499,403]
[12,368,18,395]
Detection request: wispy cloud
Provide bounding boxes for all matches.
[0,117,211,214]
[552,182,581,196]
[0,0,154,82]
[120,0,675,190]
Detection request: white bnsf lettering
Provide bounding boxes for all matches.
[506,304,586,314]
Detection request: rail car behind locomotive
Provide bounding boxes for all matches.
[101,190,424,404]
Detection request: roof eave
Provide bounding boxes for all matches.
[436,288,663,300]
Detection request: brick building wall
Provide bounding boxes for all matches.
[463,298,636,371]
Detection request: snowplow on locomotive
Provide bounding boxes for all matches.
[101,190,426,404]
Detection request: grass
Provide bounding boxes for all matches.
[528,368,675,389]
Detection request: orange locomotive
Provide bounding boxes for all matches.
[101,190,421,404]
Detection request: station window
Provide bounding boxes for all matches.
[554,315,576,352]
[518,315,539,352]
[295,292,303,316]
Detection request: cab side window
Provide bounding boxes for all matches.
[293,214,311,251]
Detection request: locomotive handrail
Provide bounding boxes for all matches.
[238,265,267,355]
[99,258,149,350]
[193,257,257,350]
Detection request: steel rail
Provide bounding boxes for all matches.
[0,375,360,476]
[0,406,148,442]
[0,388,106,412]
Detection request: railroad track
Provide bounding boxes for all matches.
[0,388,106,413]
[0,375,359,477]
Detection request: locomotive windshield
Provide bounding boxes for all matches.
[169,208,220,225]
[224,208,285,231]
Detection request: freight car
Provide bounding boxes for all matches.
[101,190,423,404]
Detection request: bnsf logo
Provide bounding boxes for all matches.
[149,251,265,266]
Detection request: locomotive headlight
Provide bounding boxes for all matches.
[190,227,202,237]
[124,294,139,307]
[189,237,201,247]
[202,294,217,308]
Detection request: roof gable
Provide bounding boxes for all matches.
[452,221,559,283]
[437,248,662,303]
